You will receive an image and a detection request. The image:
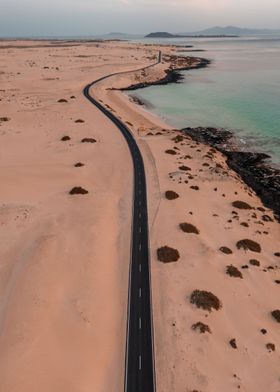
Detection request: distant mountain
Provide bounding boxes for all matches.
[145,31,237,38]
[180,26,280,36]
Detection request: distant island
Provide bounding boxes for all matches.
[145,26,280,38]
[145,32,238,38]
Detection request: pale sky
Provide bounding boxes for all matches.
[0,0,280,37]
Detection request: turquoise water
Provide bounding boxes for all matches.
[133,37,280,165]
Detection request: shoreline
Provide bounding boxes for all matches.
[116,53,280,220]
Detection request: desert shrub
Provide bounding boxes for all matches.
[81,138,96,143]
[226,265,243,279]
[157,246,180,263]
[192,322,211,334]
[262,215,273,222]
[232,201,252,210]
[229,339,237,349]
[57,98,68,103]
[179,165,191,171]
[74,162,85,167]
[266,343,275,352]
[165,149,176,155]
[190,185,199,191]
[219,246,233,255]
[236,239,261,253]
[249,259,260,267]
[165,190,179,200]
[271,310,280,323]
[179,223,199,234]
[190,290,221,312]
[61,135,71,141]
[75,119,85,123]
[69,187,88,195]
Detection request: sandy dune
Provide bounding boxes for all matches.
[0,40,279,392]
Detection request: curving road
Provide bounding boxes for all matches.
[83,52,161,392]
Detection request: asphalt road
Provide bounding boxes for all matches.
[83,52,161,392]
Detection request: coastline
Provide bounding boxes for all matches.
[0,40,279,392]
[116,54,280,220]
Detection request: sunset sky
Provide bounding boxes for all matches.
[1,0,280,36]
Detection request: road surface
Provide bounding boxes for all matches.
[83,52,161,392]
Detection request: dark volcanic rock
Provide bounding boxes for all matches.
[181,127,280,220]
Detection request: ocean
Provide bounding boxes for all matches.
[131,36,280,166]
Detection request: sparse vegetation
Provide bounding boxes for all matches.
[74,162,85,167]
[61,135,71,141]
[229,338,237,349]
[226,265,243,278]
[232,200,253,210]
[266,343,275,352]
[192,322,211,334]
[190,290,221,312]
[157,246,180,263]
[271,310,280,323]
[165,149,177,155]
[219,246,233,255]
[81,138,96,143]
[236,239,261,253]
[179,222,199,234]
[179,165,191,171]
[165,190,179,200]
[249,259,260,267]
[0,116,10,122]
[69,186,88,195]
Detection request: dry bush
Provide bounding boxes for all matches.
[229,338,237,349]
[179,165,191,171]
[74,162,85,167]
[179,222,199,234]
[157,246,180,263]
[249,259,260,267]
[165,190,179,200]
[266,343,275,352]
[61,135,71,141]
[190,290,221,312]
[232,200,253,210]
[165,149,177,155]
[219,246,233,255]
[0,117,10,122]
[192,322,211,334]
[69,187,88,195]
[271,310,280,323]
[236,239,261,253]
[81,138,96,143]
[226,265,243,279]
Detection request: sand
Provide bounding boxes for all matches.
[0,40,279,392]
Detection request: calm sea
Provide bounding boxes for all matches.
[132,36,280,166]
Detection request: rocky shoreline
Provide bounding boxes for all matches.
[118,56,211,91]
[182,127,280,220]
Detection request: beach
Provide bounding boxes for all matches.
[0,40,279,392]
